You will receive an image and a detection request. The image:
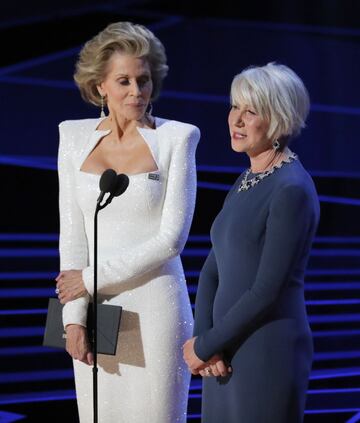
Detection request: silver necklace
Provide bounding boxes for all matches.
[237,151,298,192]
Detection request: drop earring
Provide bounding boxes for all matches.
[272,139,280,151]
[100,95,106,118]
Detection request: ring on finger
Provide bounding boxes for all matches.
[55,288,60,294]
[205,367,211,376]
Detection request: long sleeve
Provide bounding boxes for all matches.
[193,177,241,337]
[58,121,90,327]
[194,183,317,361]
[193,249,219,336]
[81,126,200,295]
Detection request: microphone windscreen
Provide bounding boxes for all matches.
[112,174,130,197]
[99,169,117,193]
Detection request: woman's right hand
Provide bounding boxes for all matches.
[65,324,94,366]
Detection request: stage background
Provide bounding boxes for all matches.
[1,1,360,422]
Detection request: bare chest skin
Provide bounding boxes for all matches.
[80,130,158,176]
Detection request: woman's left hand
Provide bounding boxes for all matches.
[183,336,205,374]
[199,354,232,378]
[55,270,87,304]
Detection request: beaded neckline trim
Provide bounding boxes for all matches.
[237,152,298,193]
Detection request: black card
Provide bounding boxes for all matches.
[43,298,122,355]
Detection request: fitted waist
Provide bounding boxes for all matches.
[214,284,308,322]
[95,256,186,297]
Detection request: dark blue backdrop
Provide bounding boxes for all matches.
[1,6,360,175]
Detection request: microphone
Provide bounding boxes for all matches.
[103,174,129,207]
[97,169,117,204]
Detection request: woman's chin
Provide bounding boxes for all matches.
[110,109,146,122]
[231,141,246,153]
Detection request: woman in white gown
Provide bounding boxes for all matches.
[55,22,200,422]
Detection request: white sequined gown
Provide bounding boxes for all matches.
[58,117,200,423]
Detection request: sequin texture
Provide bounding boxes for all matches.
[58,117,200,422]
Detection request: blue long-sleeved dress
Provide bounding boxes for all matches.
[194,158,320,423]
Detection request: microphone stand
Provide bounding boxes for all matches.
[93,204,99,423]
[91,172,128,423]
[92,200,108,423]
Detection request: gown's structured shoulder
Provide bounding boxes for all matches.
[154,118,201,146]
[58,119,102,159]
[58,115,199,422]
[59,118,100,138]
[59,118,100,130]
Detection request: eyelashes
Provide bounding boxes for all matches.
[117,77,151,87]
[229,104,257,115]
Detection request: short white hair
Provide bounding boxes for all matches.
[230,63,310,144]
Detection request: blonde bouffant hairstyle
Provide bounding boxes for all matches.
[74,21,169,106]
[231,63,310,146]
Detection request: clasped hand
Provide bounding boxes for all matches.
[55,269,87,304]
[183,337,232,378]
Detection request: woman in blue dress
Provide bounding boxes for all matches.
[184,63,320,422]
